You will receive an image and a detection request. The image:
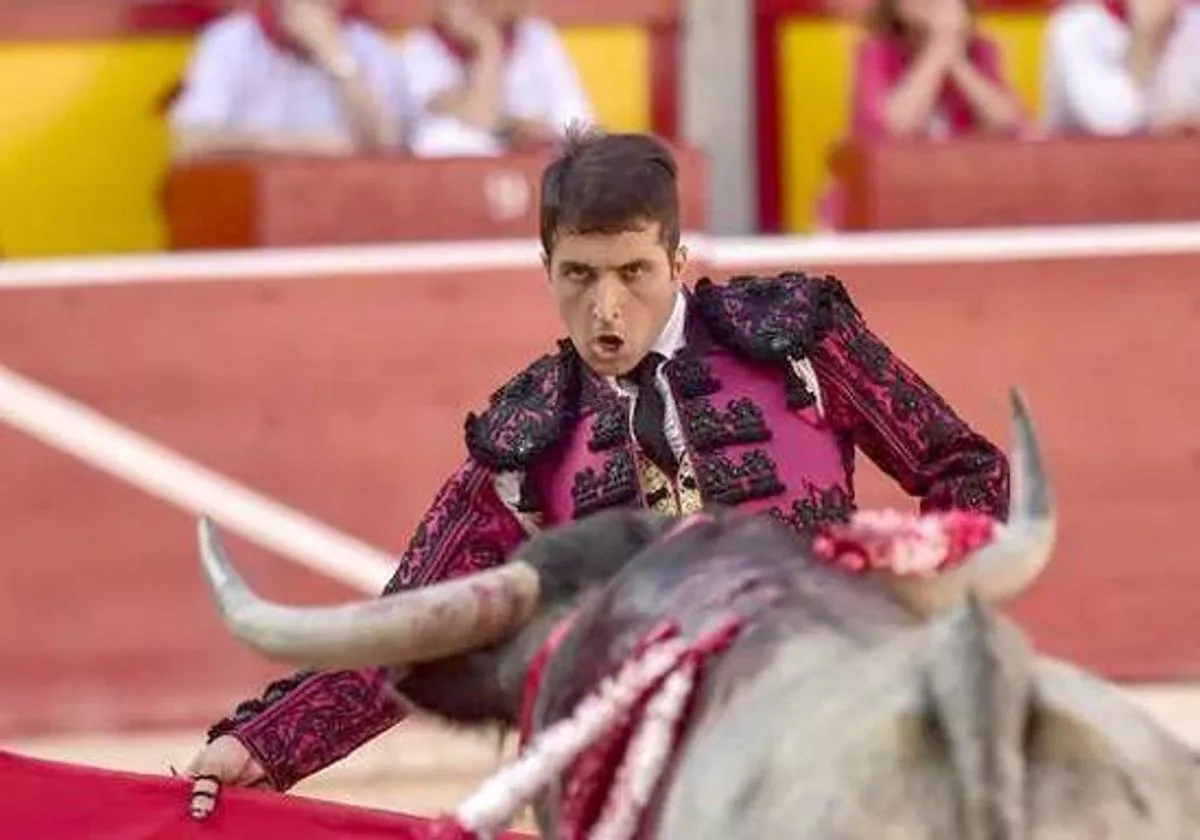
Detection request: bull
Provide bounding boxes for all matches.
[195,390,1200,838]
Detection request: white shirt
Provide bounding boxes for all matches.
[169,11,412,141]
[610,290,690,462]
[1041,1,1200,135]
[395,17,593,158]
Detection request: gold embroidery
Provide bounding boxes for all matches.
[634,449,705,516]
[676,452,705,515]
[635,450,679,515]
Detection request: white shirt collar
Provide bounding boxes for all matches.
[652,288,688,360]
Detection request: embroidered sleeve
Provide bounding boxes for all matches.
[209,458,534,791]
[809,295,1011,520]
[383,459,538,592]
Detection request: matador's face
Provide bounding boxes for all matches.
[545,222,686,378]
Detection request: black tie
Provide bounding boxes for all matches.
[627,352,678,476]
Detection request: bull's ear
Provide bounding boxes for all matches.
[1025,698,1117,761]
[1024,663,1200,831]
[1022,703,1160,827]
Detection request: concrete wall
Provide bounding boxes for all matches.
[683,0,758,234]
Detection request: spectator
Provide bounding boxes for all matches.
[815,0,1025,229]
[850,0,1025,140]
[1042,0,1200,136]
[396,0,594,158]
[168,0,411,161]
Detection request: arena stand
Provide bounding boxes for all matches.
[754,0,1051,231]
[0,0,683,259]
[3,222,1200,835]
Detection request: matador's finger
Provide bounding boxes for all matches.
[190,774,221,820]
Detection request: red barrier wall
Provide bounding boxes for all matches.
[1,252,1198,737]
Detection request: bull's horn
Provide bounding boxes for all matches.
[196,516,541,669]
[890,388,1056,616]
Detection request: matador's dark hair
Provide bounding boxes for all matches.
[538,124,681,254]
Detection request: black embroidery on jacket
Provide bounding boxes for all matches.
[464,340,581,471]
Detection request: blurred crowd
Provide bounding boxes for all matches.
[830,0,1200,142]
[813,0,1200,226]
[164,0,1200,233]
[167,0,591,162]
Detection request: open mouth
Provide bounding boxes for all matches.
[595,334,625,354]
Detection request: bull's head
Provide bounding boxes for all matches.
[194,389,1053,723]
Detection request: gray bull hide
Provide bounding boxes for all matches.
[196,391,1200,838]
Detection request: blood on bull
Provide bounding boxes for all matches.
[195,391,1200,838]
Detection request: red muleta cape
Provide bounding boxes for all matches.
[0,749,533,840]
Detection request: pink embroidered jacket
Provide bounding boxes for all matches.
[204,273,1010,791]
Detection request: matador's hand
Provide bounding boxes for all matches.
[183,735,269,820]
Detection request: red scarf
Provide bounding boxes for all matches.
[255,0,368,56]
[1102,0,1129,19]
[429,19,519,62]
[1101,0,1181,27]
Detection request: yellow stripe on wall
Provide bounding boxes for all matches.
[0,26,650,258]
[560,27,651,135]
[777,19,859,234]
[982,14,1047,117]
[0,39,192,258]
[776,12,1048,232]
